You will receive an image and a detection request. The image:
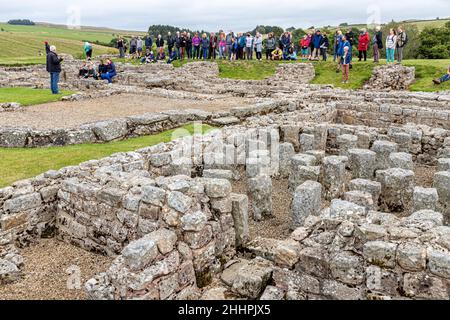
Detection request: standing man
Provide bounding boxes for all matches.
[117,37,125,58]
[137,37,143,58]
[311,30,323,60]
[175,31,182,59]
[45,43,63,94]
[145,35,153,52]
[396,26,408,64]
[167,32,175,56]
[209,32,218,60]
[333,29,342,62]
[373,26,383,63]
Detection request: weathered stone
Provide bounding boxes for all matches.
[0,258,21,284]
[348,179,382,205]
[279,143,295,178]
[147,228,178,255]
[330,200,367,220]
[348,149,376,179]
[202,169,233,180]
[434,171,450,211]
[248,175,272,221]
[427,249,450,279]
[344,191,375,210]
[121,236,159,271]
[401,210,443,231]
[389,152,414,170]
[330,251,365,285]
[413,187,438,212]
[396,242,427,271]
[437,158,450,172]
[377,168,415,213]
[3,192,42,213]
[204,179,232,198]
[292,181,322,228]
[289,166,321,191]
[337,134,358,157]
[363,241,398,268]
[231,193,249,248]
[181,211,207,232]
[371,140,398,171]
[92,119,128,142]
[167,191,192,213]
[321,156,347,200]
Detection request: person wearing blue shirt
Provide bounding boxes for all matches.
[100,58,117,83]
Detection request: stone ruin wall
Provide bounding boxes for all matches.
[1,60,450,299]
[1,113,450,298]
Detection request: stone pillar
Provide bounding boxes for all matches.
[413,187,438,212]
[279,143,295,179]
[300,133,315,153]
[377,168,415,213]
[281,125,300,152]
[348,178,382,207]
[437,158,450,172]
[337,134,358,157]
[344,191,375,210]
[230,193,249,248]
[321,156,348,200]
[389,132,412,153]
[248,175,273,221]
[348,149,376,179]
[246,150,271,178]
[434,171,450,215]
[289,166,321,192]
[371,140,398,171]
[389,152,414,170]
[292,181,322,228]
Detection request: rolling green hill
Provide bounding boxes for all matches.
[0,22,147,65]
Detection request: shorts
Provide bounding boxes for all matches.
[301,48,308,55]
[137,47,143,53]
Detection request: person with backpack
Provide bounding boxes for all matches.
[333,29,342,62]
[167,32,176,55]
[311,30,323,60]
[373,26,383,63]
[45,43,63,94]
[320,33,329,61]
[396,26,407,64]
[238,33,246,60]
[386,29,397,64]
[84,42,93,59]
[358,28,370,62]
[226,31,234,60]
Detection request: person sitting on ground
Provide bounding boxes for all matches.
[98,59,108,78]
[157,48,166,61]
[271,47,283,60]
[78,61,98,79]
[141,49,156,63]
[433,66,450,85]
[167,48,177,64]
[100,58,117,83]
[286,43,297,60]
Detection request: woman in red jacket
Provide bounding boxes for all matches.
[358,29,370,62]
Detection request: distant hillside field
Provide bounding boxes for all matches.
[0,23,147,65]
[348,18,450,31]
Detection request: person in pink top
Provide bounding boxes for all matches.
[192,32,201,59]
[219,33,227,59]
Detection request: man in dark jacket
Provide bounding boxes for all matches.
[209,32,218,60]
[373,26,383,63]
[145,36,153,51]
[167,32,176,55]
[311,30,323,60]
[45,43,63,94]
[345,27,355,47]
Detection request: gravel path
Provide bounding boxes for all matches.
[0,239,112,300]
[0,94,250,130]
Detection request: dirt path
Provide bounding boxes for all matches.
[0,94,250,130]
[0,239,112,300]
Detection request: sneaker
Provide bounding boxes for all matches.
[433,79,441,85]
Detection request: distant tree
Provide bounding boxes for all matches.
[147,25,198,38]
[286,26,296,32]
[7,19,35,26]
[417,23,450,58]
[339,22,348,27]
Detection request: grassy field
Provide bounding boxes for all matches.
[0,123,215,188]
[0,87,75,105]
[348,18,450,31]
[175,58,449,91]
[0,23,121,65]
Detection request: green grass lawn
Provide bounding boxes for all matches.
[0,87,75,106]
[0,123,216,188]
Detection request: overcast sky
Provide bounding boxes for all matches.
[1,0,449,31]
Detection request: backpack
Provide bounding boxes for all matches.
[403,33,408,46]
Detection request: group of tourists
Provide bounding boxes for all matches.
[78,58,117,83]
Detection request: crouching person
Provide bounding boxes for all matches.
[433,66,450,85]
[100,58,117,83]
